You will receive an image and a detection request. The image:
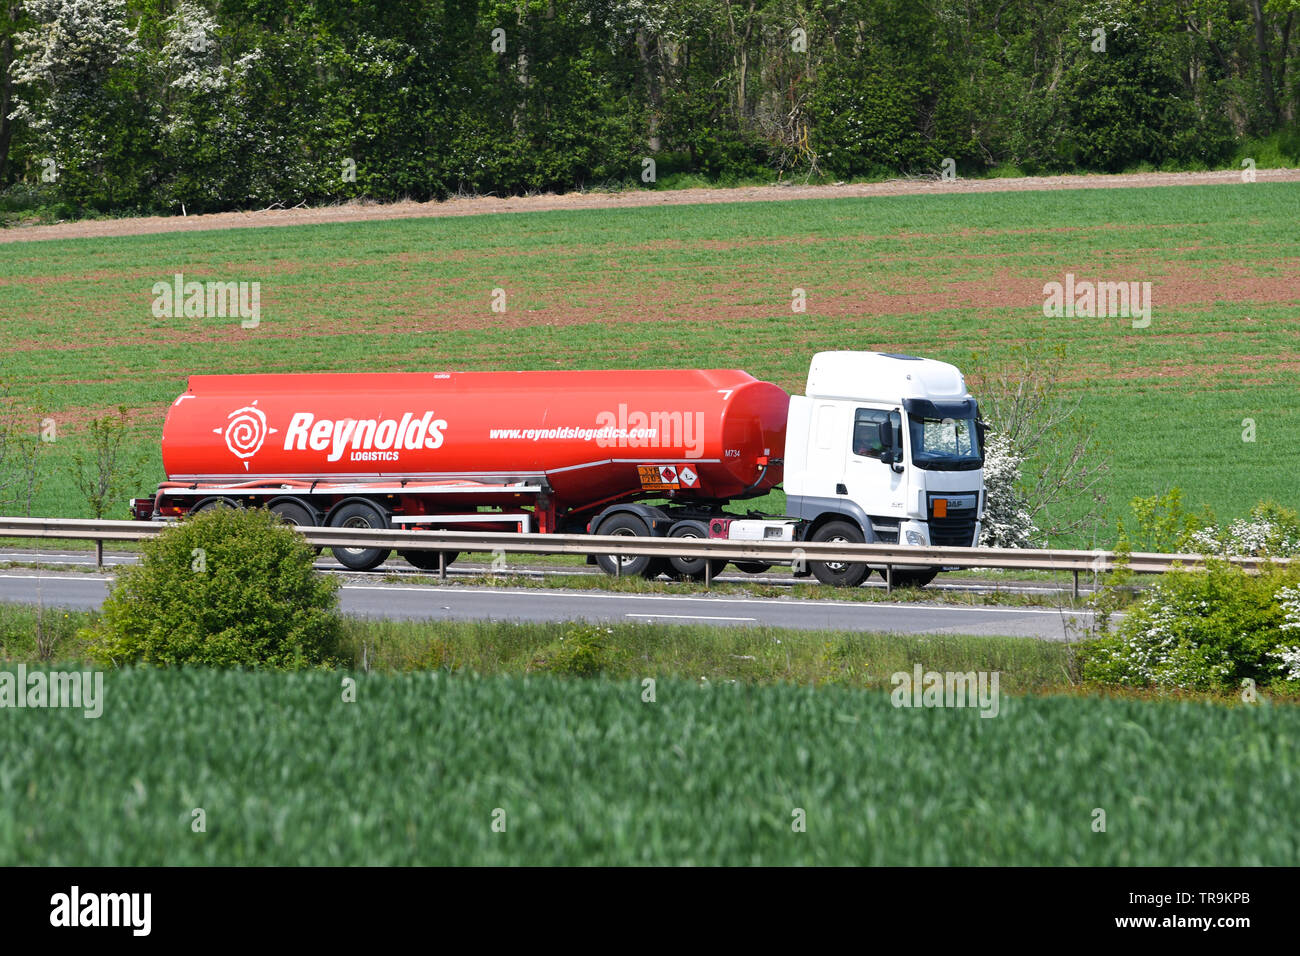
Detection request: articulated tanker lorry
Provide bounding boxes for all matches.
[132,351,986,587]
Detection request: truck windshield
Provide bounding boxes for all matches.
[907,411,982,471]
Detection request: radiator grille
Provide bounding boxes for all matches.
[930,508,978,547]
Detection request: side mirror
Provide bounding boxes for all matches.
[877,421,893,453]
[879,421,904,469]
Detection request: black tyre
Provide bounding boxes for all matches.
[190,496,241,514]
[888,567,939,589]
[733,561,773,575]
[327,500,392,571]
[268,498,315,528]
[399,550,459,572]
[667,520,727,581]
[269,498,322,555]
[593,513,659,578]
[809,520,870,587]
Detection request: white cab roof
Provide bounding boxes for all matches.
[805,351,969,403]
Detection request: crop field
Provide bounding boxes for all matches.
[0,667,1294,865]
[2,181,1299,544]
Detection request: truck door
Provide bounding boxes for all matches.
[842,407,906,537]
[809,401,847,504]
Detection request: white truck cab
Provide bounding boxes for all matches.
[780,351,984,586]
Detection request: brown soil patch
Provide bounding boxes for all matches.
[6,255,1295,354]
[3,168,1297,245]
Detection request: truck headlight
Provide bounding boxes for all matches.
[905,530,926,546]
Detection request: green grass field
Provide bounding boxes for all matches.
[3,182,1299,543]
[1,666,1295,865]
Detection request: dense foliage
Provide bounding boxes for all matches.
[3,0,1299,216]
[81,505,344,669]
[1080,561,1300,691]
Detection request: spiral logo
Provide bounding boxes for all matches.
[224,405,268,459]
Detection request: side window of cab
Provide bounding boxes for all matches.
[852,408,889,459]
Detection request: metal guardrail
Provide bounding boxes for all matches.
[0,516,1287,595]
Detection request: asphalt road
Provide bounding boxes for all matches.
[0,569,1091,640]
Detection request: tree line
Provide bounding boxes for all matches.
[1,0,1297,216]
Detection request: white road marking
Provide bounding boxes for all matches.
[0,573,114,582]
[626,613,757,622]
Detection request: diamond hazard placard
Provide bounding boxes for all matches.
[637,465,682,490]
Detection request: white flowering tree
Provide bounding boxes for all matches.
[978,432,1037,548]
[1274,586,1300,683]
[10,0,150,206]
[966,343,1110,546]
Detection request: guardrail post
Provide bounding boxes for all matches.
[885,564,893,594]
[96,539,103,569]
[704,559,713,588]
[1072,570,1079,600]
[439,551,446,581]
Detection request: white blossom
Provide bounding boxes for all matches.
[978,432,1037,548]
[160,1,227,96]
[10,0,138,131]
[1185,507,1300,557]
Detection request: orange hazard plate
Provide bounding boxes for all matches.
[638,465,680,490]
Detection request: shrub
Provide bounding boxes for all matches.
[1120,487,1211,554]
[1078,561,1300,691]
[82,506,343,669]
[529,623,613,677]
[1185,502,1300,558]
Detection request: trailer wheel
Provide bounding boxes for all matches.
[269,498,323,556]
[593,513,659,578]
[327,501,392,571]
[190,496,241,514]
[268,498,314,527]
[666,520,727,581]
[399,550,459,572]
[809,520,870,587]
[733,561,773,575]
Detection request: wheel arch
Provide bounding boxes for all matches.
[787,494,876,542]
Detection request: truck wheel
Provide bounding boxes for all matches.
[809,520,870,587]
[327,501,392,571]
[667,520,726,582]
[733,561,772,575]
[400,550,459,572]
[190,496,241,514]
[593,513,659,578]
[269,499,321,555]
[889,568,939,589]
[268,498,314,527]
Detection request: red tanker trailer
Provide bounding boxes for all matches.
[132,353,987,587]
[135,369,790,575]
